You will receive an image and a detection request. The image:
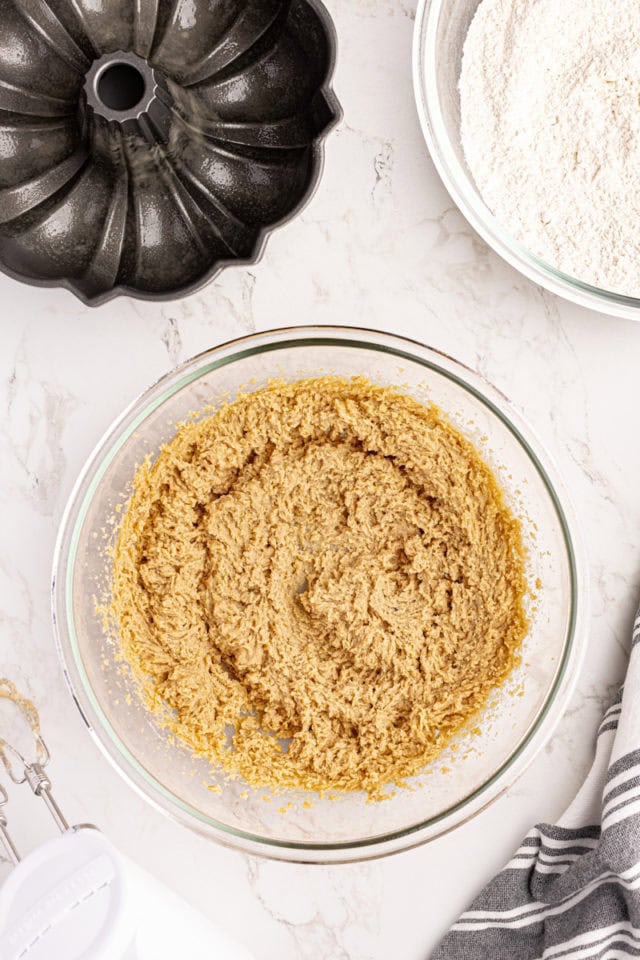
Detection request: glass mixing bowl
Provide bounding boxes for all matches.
[413,0,640,321]
[52,327,588,863]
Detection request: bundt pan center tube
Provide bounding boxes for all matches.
[0,0,340,304]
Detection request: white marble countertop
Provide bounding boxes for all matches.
[1,0,640,956]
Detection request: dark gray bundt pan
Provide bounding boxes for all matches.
[0,0,340,305]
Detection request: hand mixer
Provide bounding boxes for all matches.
[0,692,255,960]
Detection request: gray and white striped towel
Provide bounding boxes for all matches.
[433,607,640,960]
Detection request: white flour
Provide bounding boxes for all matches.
[459,0,640,296]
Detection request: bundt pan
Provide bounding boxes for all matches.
[0,0,339,304]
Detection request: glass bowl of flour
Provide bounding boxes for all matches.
[413,0,640,319]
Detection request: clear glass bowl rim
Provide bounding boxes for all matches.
[52,325,589,863]
[412,0,640,321]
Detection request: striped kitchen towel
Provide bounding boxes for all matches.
[433,607,640,960]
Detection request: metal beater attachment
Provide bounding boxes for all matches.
[0,731,69,834]
[0,783,19,865]
[0,682,70,865]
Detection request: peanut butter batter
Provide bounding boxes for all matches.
[111,377,527,797]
